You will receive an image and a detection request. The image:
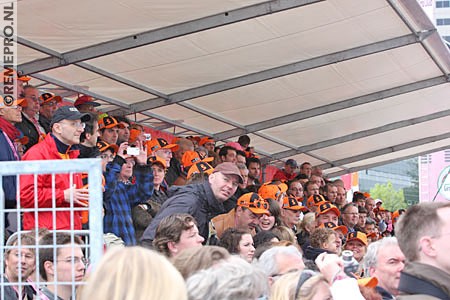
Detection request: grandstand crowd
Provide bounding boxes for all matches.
[1,70,450,299]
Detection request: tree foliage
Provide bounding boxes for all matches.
[370,181,408,211]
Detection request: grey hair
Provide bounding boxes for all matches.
[236,163,248,171]
[363,236,399,271]
[186,257,268,300]
[256,245,303,277]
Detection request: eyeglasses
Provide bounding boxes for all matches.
[59,121,86,129]
[57,256,89,266]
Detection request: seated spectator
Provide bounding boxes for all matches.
[186,257,267,300]
[39,232,86,300]
[80,247,187,300]
[257,245,305,287]
[153,213,204,258]
[171,246,230,279]
[259,198,282,231]
[212,192,269,238]
[74,95,100,113]
[218,228,255,263]
[38,92,62,133]
[2,232,37,299]
[304,228,338,261]
[103,140,153,245]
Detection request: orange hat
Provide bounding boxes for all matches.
[39,92,62,104]
[316,202,340,217]
[367,232,378,240]
[258,184,283,200]
[96,140,118,154]
[319,222,348,235]
[147,156,167,169]
[307,194,327,207]
[237,193,269,215]
[98,115,125,130]
[181,150,214,168]
[2,68,31,81]
[346,231,368,246]
[128,128,142,144]
[281,196,307,211]
[187,161,214,179]
[357,277,378,288]
[147,138,179,153]
[0,96,24,108]
[199,136,215,146]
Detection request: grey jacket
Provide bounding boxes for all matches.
[140,181,227,246]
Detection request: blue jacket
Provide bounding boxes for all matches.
[103,157,154,245]
[141,181,227,245]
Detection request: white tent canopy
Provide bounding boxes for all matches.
[17,0,450,176]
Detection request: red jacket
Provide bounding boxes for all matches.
[20,134,83,230]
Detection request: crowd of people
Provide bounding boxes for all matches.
[1,70,450,299]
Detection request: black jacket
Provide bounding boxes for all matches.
[140,181,227,246]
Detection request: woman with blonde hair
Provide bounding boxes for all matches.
[270,271,331,300]
[80,247,187,300]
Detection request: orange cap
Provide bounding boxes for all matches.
[346,231,368,246]
[182,150,214,168]
[237,193,269,215]
[98,115,125,130]
[199,136,215,146]
[319,222,348,235]
[187,161,214,179]
[147,138,179,153]
[281,196,307,211]
[316,202,340,217]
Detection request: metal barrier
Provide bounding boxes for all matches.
[0,158,103,299]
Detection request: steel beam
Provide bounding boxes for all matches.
[326,145,450,178]
[269,105,450,160]
[318,132,450,170]
[214,75,448,140]
[18,0,323,75]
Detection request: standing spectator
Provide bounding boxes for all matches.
[20,106,91,230]
[218,228,255,263]
[315,202,340,227]
[38,92,62,133]
[288,179,304,199]
[15,85,46,152]
[141,162,243,245]
[323,183,338,203]
[299,162,312,179]
[165,137,193,185]
[78,112,100,158]
[396,202,450,299]
[246,157,262,187]
[152,213,204,258]
[113,115,131,145]
[219,145,237,164]
[341,203,359,233]
[103,140,153,245]
[280,196,307,231]
[0,97,24,236]
[335,185,347,209]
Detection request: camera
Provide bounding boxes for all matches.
[144,133,151,141]
[126,147,140,156]
[341,250,359,277]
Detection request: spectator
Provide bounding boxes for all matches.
[2,233,37,299]
[39,232,86,300]
[132,156,168,241]
[78,112,100,158]
[171,246,230,279]
[304,228,338,260]
[80,247,187,300]
[356,206,368,232]
[74,95,100,113]
[246,157,262,186]
[296,212,315,251]
[396,202,450,299]
[219,145,237,163]
[213,192,269,238]
[353,191,366,207]
[236,150,247,165]
[273,159,298,181]
[165,137,193,185]
[305,194,326,212]
[344,231,368,265]
[218,228,255,263]
[299,162,312,178]
[98,115,124,145]
[304,181,320,199]
[112,115,131,145]
[187,257,268,300]
[323,183,338,203]
[287,179,304,199]
[103,140,153,245]
[341,203,359,233]
[315,201,340,227]
[141,162,243,245]
[153,213,204,258]
[253,230,280,248]
[15,85,46,152]
[335,185,347,209]
[259,198,282,231]
[0,97,24,236]
[280,196,307,231]
[38,92,62,133]
[257,245,305,287]
[237,134,251,150]
[20,106,91,230]
[364,237,405,299]
[198,136,215,153]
